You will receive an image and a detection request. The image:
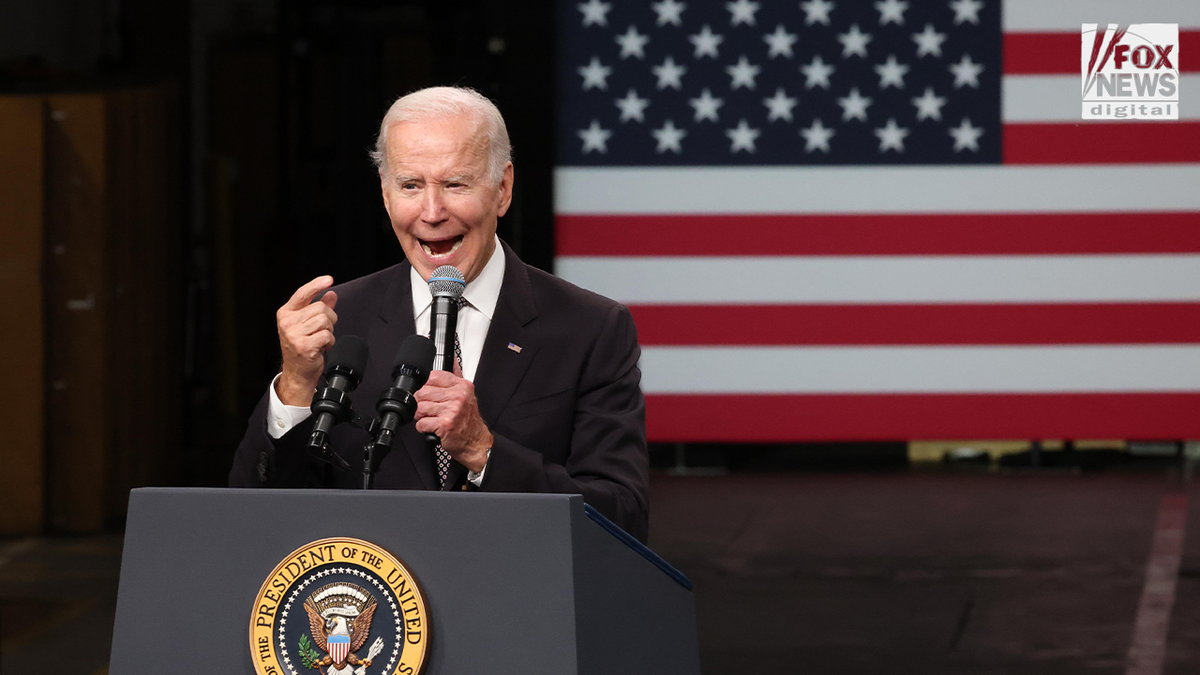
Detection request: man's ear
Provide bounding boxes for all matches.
[496,163,514,218]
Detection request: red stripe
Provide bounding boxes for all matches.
[1005,122,1200,164]
[1005,31,1200,74]
[630,303,1200,346]
[556,212,1200,256]
[646,393,1200,441]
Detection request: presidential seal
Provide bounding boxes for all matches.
[251,537,429,675]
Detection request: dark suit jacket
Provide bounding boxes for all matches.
[229,241,650,541]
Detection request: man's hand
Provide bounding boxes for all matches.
[414,371,493,473]
[275,275,338,407]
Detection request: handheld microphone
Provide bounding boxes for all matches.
[307,335,369,470]
[425,265,466,447]
[428,265,466,372]
[372,335,436,451]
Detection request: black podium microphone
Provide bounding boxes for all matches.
[427,265,466,372]
[372,334,436,451]
[307,335,369,470]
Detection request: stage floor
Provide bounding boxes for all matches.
[651,472,1200,675]
[3,471,1199,674]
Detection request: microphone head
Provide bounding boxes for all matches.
[392,334,436,383]
[428,265,466,299]
[324,334,369,379]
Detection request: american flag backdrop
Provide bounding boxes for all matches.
[553,0,1200,442]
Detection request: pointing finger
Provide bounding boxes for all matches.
[284,275,334,311]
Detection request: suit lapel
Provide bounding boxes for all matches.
[438,243,538,491]
[474,242,539,428]
[376,261,440,491]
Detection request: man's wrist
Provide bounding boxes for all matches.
[467,448,491,486]
[276,372,317,407]
[465,431,494,474]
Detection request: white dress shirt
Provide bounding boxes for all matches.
[266,236,506,484]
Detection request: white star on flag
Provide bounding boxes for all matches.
[689,25,724,59]
[875,54,909,89]
[577,0,611,27]
[874,0,908,25]
[949,53,984,88]
[799,0,834,26]
[874,117,909,152]
[652,119,687,153]
[726,0,760,27]
[653,55,687,89]
[838,87,872,121]
[725,118,761,153]
[949,0,984,25]
[912,24,947,58]
[911,86,947,121]
[838,24,872,59]
[726,55,761,90]
[801,55,835,89]
[615,26,650,59]
[800,118,835,153]
[949,117,984,151]
[614,89,650,122]
[688,88,724,122]
[651,0,686,27]
[763,25,798,59]
[561,0,1001,170]
[577,57,612,90]
[578,120,612,153]
[763,87,798,122]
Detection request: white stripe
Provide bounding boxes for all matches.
[557,255,1200,304]
[1125,495,1188,675]
[554,165,1200,214]
[639,345,1200,393]
[1004,0,1200,31]
[1005,75,1200,122]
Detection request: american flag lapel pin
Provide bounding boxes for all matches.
[507,342,523,354]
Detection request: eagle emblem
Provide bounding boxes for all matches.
[301,583,384,674]
[251,538,429,675]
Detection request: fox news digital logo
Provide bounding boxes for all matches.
[1082,23,1179,120]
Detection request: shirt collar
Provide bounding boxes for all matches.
[409,235,506,319]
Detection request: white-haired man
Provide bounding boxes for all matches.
[230,87,649,541]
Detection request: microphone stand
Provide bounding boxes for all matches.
[360,437,378,490]
[362,418,390,490]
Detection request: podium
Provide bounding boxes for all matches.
[109,488,700,674]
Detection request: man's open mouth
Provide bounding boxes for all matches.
[419,235,464,258]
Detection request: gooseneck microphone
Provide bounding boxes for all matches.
[360,334,437,489]
[307,335,369,471]
[428,265,466,372]
[372,335,436,451]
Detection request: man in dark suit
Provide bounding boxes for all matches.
[229,87,649,542]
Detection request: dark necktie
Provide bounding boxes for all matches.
[434,297,467,488]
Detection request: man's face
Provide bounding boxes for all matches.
[379,114,513,283]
